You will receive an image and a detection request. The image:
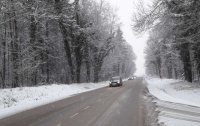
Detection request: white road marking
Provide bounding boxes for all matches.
[83,106,91,110]
[70,113,79,119]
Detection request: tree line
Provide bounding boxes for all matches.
[133,0,200,82]
[0,0,136,88]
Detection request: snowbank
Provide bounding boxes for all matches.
[160,116,200,126]
[146,78,200,107]
[146,78,200,126]
[0,82,108,119]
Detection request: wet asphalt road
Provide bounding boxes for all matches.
[0,78,145,126]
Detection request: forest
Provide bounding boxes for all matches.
[0,0,136,88]
[134,0,200,82]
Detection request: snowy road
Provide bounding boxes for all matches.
[0,78,145,126]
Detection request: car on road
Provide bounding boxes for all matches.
[128,76,136,80]
[109,76,123,87]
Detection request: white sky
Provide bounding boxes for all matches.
[106,0,149,76]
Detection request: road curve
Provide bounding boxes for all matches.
[0,78,145,126]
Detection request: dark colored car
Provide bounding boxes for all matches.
[109,76,123,87]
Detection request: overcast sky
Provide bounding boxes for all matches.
[106,0,149,76]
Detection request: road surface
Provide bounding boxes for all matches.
[0,78,145,126]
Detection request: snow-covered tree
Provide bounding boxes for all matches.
[133,0,200,82]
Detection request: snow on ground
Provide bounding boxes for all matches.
[0,82,108,119]
[146,78,200,126]
[146,78,200,107]
[159,116,200,126]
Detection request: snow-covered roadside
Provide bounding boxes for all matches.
[146,78,200,107]
[159,116,200,126]
[0,82,108,119]
[146,78,200,126]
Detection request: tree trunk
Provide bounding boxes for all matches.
[8,4,19,88]
[30,15,37,85]
[58,22,75,83]
[45,22,50,84]
[167,65,173,79]
[86,60,91,82]
[158,65,162,79]
[180,43,192,82]
[75,35,83,83]
[75,49,82,83]
[74,44,82,82]
[174,68,178,79]
[2,13,7,88]
[0,71,5,88]
[12,12,19,88]
[85,43,91,82]
[74,0,83,83]
[54,0,75,83]
[94,66,100,83]
[93,59,103,83]
[156,57,162,78]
